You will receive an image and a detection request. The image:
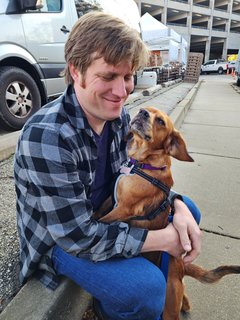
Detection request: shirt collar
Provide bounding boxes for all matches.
[63,85,123,133]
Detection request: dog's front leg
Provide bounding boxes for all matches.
[99,206,131,223]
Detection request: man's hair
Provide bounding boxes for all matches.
[63,11,149,84]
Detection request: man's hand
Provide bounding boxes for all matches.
[141,223,185,258]
[172,199,202,264]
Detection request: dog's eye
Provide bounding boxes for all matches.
[125,132,133,141]
[156,117,165,126]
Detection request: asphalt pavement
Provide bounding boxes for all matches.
[0,76,239,319]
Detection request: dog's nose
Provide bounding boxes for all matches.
[139,109,149,118]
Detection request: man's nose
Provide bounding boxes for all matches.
[112,78,128,97]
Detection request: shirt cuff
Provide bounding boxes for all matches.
[122,227,148,258]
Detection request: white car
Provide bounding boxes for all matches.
[201,59,227,75]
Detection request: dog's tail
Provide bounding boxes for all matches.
[184,264,240,284]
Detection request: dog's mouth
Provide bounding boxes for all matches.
[130,117,152,141]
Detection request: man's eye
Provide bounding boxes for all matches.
[125,75,133,81]
[102,75,114,81]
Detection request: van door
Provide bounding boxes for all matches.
[21,0,78,95]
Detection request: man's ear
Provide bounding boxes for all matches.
[69,63,85,87]
[164,130,194,162]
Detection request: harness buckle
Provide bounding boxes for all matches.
[120,162,134,175]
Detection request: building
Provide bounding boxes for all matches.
[134,0,240,62]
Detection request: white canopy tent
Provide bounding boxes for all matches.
[97,0,141,32]
[140,12,169,44]
[140,13,187,64]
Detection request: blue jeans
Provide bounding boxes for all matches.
[52,195,201,320]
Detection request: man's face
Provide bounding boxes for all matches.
[70,57,134,130]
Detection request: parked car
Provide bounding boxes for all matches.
[201,59,227,75]
[0,0,78,130]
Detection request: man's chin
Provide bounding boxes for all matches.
[104,106,123,120]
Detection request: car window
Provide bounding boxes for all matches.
[27,0,62,12]
[204,61,214,65]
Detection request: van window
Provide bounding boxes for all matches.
[28,0,62,13]
[43,0,61,12]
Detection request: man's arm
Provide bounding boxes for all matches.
[172,198,202,264]
[141,223,185,258]
[141,198,202,263]
[15,124,148,262]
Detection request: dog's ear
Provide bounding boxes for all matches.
[164,130,194,162]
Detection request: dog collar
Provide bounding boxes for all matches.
[129,157,167,171]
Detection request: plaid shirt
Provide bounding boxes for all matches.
[14,85,148,290]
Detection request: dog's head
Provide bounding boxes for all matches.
[127,107,193,162]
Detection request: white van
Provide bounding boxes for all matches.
[0,0,80,130]
[0,0,142,130]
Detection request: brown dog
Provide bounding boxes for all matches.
[97,107,240,319]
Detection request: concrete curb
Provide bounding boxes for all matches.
[142,84,163,96]
[0,79,201,320]
[0,131,20,162]
[169,80,203,129]
[0,278,92,320]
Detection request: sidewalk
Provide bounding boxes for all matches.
[126,74,240,319]
[171,75,240,319]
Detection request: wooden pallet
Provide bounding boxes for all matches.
[184,52,203,83]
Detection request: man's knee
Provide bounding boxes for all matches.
[101,262,166,319]
[134,268,166,317]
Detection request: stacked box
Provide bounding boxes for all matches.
[184,52,203,83]
[158,63,183,83]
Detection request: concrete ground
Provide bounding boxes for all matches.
[126,74,240,319]
[171,75,240,319]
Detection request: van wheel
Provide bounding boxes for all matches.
[237,78,240,87]
[218,67,223,74]
[0,66,41,131]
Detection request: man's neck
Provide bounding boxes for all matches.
[87,117,106,136]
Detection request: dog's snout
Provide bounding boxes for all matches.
[139,109,149,118]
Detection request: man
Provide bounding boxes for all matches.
[14,12,201,320]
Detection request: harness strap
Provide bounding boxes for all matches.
[119,160,171,222]
[129,198,170,221]
[130,166,170,195]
